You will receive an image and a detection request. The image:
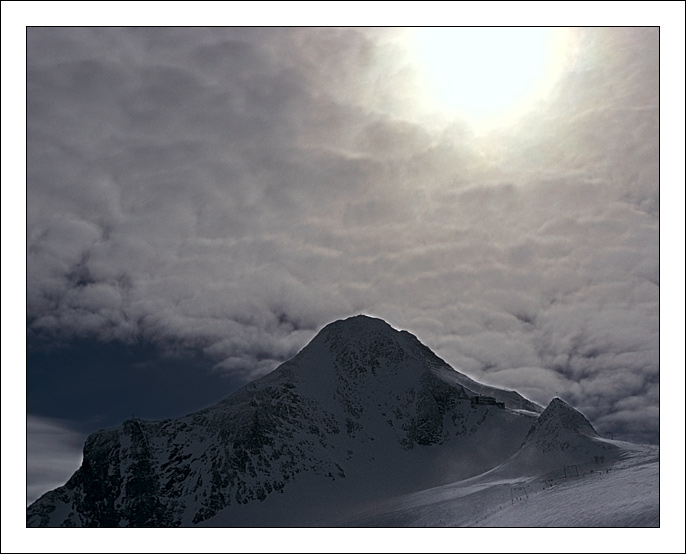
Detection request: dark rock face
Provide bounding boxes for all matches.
[27,421,174,527]
[73,420,174,527]
[405,371,470,446]
[27,315,540,527]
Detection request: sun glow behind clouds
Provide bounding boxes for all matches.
[409,27,571,132]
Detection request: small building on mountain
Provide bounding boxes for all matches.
[470,395,505,409]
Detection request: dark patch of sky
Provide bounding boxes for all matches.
[27,335,242,428]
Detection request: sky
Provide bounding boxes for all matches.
[2,5,685,542]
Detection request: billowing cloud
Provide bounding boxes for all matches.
[26,27,659,443]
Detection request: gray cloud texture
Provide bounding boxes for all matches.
[26,415,86,505]
[27,27,659,442]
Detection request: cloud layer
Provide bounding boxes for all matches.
[26,27,659,443]
[26,415,86,505]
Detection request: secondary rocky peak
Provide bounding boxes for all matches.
[524,396,598,445]
[545,397,597,433]
[486,396,619,480]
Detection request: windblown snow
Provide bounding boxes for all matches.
[26,315,658,527]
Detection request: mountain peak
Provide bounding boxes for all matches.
[309,314,448,373]
[302,315,541,415]
[523,396,598,447]
[26,315,553,527]
[319,314,397,339]
[545,397,596,431]
[548,396,572,409]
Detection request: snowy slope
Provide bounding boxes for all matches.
[338,396,658,527]
[26,315,657,528]
[341,438,658,527]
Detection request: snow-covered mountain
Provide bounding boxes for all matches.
[26,315,657,527]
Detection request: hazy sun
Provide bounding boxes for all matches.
[408,27,572,132]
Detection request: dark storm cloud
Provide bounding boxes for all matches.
[26,27,659,443]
